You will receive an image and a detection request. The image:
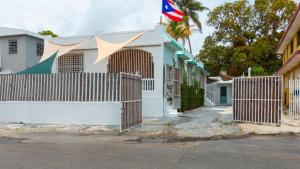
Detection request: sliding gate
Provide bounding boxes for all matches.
[233,76,283,125]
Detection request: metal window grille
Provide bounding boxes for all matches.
[36,42,44,56]
[8,39,18,54]
[58,51,84,73]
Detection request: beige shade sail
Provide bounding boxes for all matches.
[95,32,144,63]
[39,39,92,63]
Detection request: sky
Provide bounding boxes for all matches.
[0,0,299,54]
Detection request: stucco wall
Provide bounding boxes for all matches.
[0,102,121,125]
[207,83,232,106]
[0,36,26,73]
[0,35,42,73]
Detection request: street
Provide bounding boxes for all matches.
[0,134,299,169]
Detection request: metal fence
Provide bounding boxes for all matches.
[289,79,300,119]
[120,73,142,131]
[142,79,154,91]
[233,76,283,125]
[0,73,122,102]
[0,72,142,131]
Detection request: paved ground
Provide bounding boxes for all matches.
[0,133,299,169]
[1,106,300,139]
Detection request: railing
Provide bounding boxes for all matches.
[142,79,155,91]
[0,73,122,102]
[289,79,300,119]
[206,90,216,105]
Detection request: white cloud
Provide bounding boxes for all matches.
[0,0,299,54]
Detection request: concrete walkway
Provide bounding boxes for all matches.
[133,106,241,138]
[134,106,300,139]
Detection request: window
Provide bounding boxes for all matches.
[8,39,17,54]
[58,51,84,73]
[36,42,43,56]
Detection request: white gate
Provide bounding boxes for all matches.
[289,79,300,118]
[233,76,283,124]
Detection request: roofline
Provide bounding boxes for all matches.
[0,27,45,39]
[277,3,300,53]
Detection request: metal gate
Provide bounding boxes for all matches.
[289,79,300,118]
[120,73,142,131]
[233,76,283,124]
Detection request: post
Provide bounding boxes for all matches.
[248,67,252,78]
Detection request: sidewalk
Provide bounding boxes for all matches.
[1,106,300,141]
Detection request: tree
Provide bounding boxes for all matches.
[163,21,191,46]
[38,30,58,38]
[198,0,296,76]
[174,0,209,53]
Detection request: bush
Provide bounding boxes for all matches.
[179,81,204,112]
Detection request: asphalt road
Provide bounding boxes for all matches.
[0,134,299,169]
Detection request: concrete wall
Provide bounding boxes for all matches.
[0,35,42,73]
[0,102,121,125]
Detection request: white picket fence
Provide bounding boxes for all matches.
[289,79,300,119]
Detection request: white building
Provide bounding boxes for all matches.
[0,25,209,127]
[206,72,233,106]
[48,25,209,118]
[0,27,44,73]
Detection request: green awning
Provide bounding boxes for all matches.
[186,59,197,65]
[16,52,57,74]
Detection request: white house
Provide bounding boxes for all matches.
[47,25,209,117]
[0,25,209,128]
[0,27,44,73]
[206,72,233,106]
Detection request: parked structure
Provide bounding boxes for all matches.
[206,72,233,106]
[0,27,44,73]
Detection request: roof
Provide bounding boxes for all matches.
[277,3,300,54]
[208,76,233,85]
[276,50,300,75]
[0,27,45,39]
[49,25,171,50]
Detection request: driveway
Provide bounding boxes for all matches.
[135,106,241,138]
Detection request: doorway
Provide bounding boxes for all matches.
[220,86,227,104]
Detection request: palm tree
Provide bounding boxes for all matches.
[164,21,191,46]
[174,0,209,53]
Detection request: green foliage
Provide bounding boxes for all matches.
[180,81,204,112]
[198,0,296,76]
[251,66,267,76]
[38,30,58,38]
[172,0,209,52]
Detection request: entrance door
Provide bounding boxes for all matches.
[220,86,227,104]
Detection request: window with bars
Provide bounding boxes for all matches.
[8,39,18,54]
[36,42,43,56]
[58,51,84,73]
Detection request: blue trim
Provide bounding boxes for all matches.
[176,51,190,60]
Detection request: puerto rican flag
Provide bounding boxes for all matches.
[162,0,184,22]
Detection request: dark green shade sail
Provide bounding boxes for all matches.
[16,52,57,74]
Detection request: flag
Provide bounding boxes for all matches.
[162,0,184,22]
